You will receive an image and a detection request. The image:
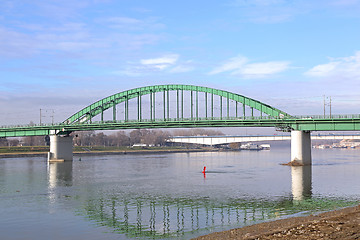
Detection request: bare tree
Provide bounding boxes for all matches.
[22,136,46,146]
[0,138,8,146]
[109,131,130,147]
[93,132,107,146]
[73,131,95,146]
[9,139,20,147]
[130,129,171,146]
[70,129,170,147]
[129,129,150,145]
[152,130,171,146]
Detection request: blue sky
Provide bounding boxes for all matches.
[1,0,360,126]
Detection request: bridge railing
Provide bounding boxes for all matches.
[1,116,285,128]
[0,122,69,129]
[2,114,360,130]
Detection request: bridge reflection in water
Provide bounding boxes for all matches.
[48,162,73,188]
[47,163,352,239]
[291,166,312,201]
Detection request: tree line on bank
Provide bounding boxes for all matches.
[0,129,224,147]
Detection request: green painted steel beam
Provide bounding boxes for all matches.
[191,91,193,120]
[112,104,116,122]
[167,89,169,120]
[63,84,292,125]
[176,90,179,120]
[3,117,360,137]
[3,84,360,137]
[196,91,199,120]
[211,93,214,119]
[153,92,156,120]
[181,89,184,120]
[0,125,67,137]
[205,92,208,118]
[220,95,223,119]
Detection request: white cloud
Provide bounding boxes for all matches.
[141,54,179,65]
[235,61,290,78]
[0,22,162,59]
[209,56,247,75]
[140,54,179,71]
[305,51,360,78]
[304,62,340,77]
[0,2,166,58]
[209,55,290,78]
[113,54,194,76]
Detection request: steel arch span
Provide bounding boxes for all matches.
[64,84,292,124]
[3,84,360,138]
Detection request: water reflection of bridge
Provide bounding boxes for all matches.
[81,197,273,238]
[47,162,354,239]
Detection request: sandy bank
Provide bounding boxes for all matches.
[194,204,360,239]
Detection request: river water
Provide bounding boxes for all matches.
[0,147,359,239]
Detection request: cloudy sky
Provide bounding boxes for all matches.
[1,0,360,126]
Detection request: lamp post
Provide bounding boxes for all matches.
[323,96,332,119]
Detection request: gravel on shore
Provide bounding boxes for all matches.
[194,204,360,240]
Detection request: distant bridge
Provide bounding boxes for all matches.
[168,134,360,146]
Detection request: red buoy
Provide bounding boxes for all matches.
[202,166,206,173]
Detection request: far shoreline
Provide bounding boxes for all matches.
[0,147,221,159]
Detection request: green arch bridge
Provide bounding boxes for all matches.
[1,84,360,164]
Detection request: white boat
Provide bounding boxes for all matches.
[260,144,270,150]
[240,143,263,150]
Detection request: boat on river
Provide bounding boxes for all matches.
[240,143,268,150]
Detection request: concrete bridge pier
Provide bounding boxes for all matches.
[291,130,312,165]
[48,135,73,162]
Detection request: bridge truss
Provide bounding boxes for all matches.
[1,84,360,137]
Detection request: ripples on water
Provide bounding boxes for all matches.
[0,148,359,239]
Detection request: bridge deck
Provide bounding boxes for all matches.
[2,117,360,137]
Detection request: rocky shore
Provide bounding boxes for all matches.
[194,204,360,239]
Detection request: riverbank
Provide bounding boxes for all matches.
[0,147,220,158]
[194,204,360,239]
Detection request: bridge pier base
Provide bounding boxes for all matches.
[291,130,312,165]
[48,135,73,162]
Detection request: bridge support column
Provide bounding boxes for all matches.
[291,130,312,165]
[48,135,73,162]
